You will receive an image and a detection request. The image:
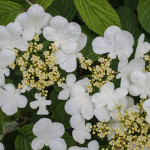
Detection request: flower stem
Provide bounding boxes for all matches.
[25,0,32,5]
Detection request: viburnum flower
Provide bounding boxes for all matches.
[0,22,28,51]
[0,84,28,115]
[65,84,94,120]
[135,34,150,59]
[58,74,89,100]
[70,114,91,144]
[68,140,99,150]
[43,16,81,54]
[0,143,4,150]
[0,50,15,87]
[54,33,87,72]
[20,80,31,93]
[129,71,150,98]
[92,82,128,122]
[31,118,66,150]
[30,93,51,115]
[116,58,145,88]
[143,99,150,123]
[92,26,134,60]
[15,4,52,41]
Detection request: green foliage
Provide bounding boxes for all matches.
[47,0,77,21]
[81,26,101,62]
[124,0,138,10]
[15,124,35,150]
[117,6,141,36]
[138,0,150,34]
[74,0,121,36]
[51,102,71,129]
[35,0,53,10]
[0,1,23,25]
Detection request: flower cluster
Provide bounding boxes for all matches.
[1,3,150,150]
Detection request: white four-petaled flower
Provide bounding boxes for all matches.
[15,4,52,41]
[30,93,51,115]
[0,22,28,51]
[92,26,134,61]
[32,118,66,150]
[92,82,128,122]
[0,84,28,115]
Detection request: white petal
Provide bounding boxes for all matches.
[143,99,150,115]
[37,107,49,115]
[58,89,70,100]
[0,73,5,88]
[68,146,81,150]
[49,138,67,150]
[0,89,7,106]
[35,93,41,99]
[94,107,111,122]
[72,129,86,144]
[114,88,128,101]
[0,49,15,68]
[88,140,99,150]
[0,143,4,150]
[129,85,142,97]
[43,26,58,41]
[77,33,87,52]
[70,114,85,129]
[31,138,45,150]
[14,37,28,51]
[33,118,52,137]
[60,55,77,72]
[54,50,67,64]
[65,98,82,115]
[16,95,27,108]
[50,16,68,35]
[50,122,65,138]
[22,28,36,41]
[66,74,76,87]
[75,78,89,87]
[92,36,111,54]
[81,100,94,120]
[6,22,22,39]
[4,84,15,93]
[30,100,39,109]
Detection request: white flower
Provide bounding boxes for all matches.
[0,84,27,115]
[68,140,99,150]
[0,22,28,51]
[116,58,145,88]
[15,4,52,41]
[20,80,31,93]
[0,50,15,87]
[30,93,51,115]
[58,74,89,100]
[92,26,134,60]
[31,118,66,150]
[43,16,81,54]
[0,142,4,150]
[143,99,150,123]
[65,84,94,120]
[70,114,91,144]
[129,71,150,98]
[92,82,128,122]
[135,34,150,58]
[54,33,87,72]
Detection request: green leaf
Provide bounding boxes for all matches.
[62,132,77,148]
[0,1,23,25]
[137,0,150,34]
[35,0,53,10]
[15,124,35,150]
[124,0,138,10]
[51,102,71,129]
[47,0,77,21]
[116,6,140,36]
[0,109,4,135]
[74,0,121,35]
[81,26,101,62]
